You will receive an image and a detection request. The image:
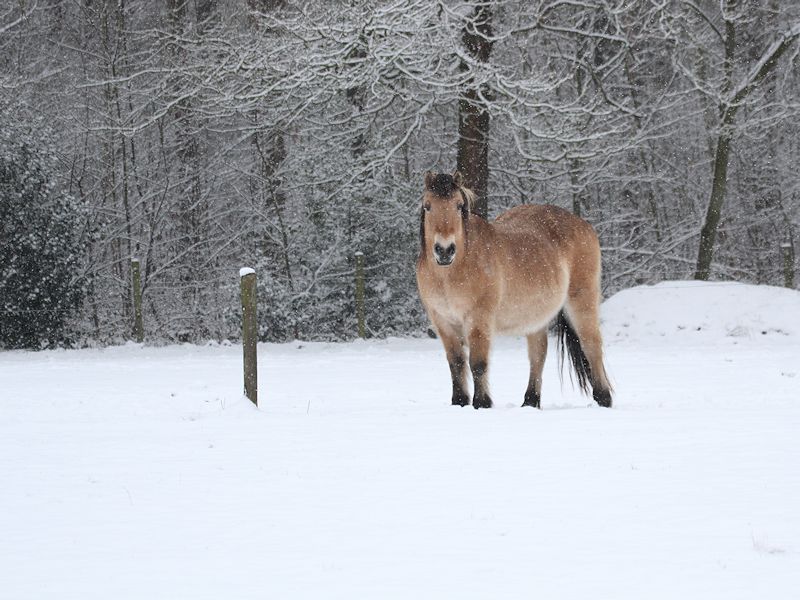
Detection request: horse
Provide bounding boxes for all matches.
[415,170,612,409]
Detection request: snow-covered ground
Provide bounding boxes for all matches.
[2,282,799,599]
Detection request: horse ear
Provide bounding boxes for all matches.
[452,170,463,187]
[424,171,436,190]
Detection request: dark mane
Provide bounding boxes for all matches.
[419,207,427,254]
[428,173,457,198]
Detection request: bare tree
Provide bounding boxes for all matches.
[692,10,800,279]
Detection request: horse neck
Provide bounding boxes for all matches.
[464,213,492,252]
[448,214,492,274]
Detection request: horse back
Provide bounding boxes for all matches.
[494,204,595,241]
[493,204,600,268]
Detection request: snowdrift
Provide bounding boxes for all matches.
[602,281,800,342]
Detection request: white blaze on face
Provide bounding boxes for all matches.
[434,234,456,251]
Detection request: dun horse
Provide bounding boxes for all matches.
[416,171,612,409]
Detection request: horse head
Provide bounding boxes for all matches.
[420,171,474,266]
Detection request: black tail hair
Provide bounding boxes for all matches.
[553,310,592,395]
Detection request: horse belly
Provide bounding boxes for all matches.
[493,272,567,336]
[494,298,562,335]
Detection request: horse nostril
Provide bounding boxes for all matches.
[433,242,456,264]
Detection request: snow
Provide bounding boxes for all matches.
[239,267,255,277]
[1,282,799,599]
[602,280,800,341]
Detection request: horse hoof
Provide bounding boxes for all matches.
[522,391,541,409]
[593,389,612,408]
[473,396,492,409]
[451,393,470,407]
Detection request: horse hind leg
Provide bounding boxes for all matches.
[562,291,613,408]
[522,329,547,408]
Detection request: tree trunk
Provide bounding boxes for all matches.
[694,126,733,280]
[457,4,493,219]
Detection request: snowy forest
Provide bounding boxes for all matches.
[1,0,799,348]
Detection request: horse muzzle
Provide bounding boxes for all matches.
[434,242,456,266]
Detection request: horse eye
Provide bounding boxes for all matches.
[457,203,464,211]
[424,203,431,212]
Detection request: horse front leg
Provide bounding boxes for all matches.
[448,353,470,407]
[467,325,493,409]
[434,321,470,407]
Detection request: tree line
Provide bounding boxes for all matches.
[1,0,798,348]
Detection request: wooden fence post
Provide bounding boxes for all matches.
[240,268,258,406]
[355,251,365,338]
[131,257,144,343]
[781,240,795,289]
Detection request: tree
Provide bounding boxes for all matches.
[0,116,90,349]
[693,16,800,279]
[456,2,494,219]
[1,0,797,347]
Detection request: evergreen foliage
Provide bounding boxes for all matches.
[0,117,89,349]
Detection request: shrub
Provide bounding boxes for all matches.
[0,118,90,349]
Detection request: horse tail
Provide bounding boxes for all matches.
[554,310,592,395]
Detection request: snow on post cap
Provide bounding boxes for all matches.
[239,267,256,277]
[355,251,364,257]
[131,257,140,263]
